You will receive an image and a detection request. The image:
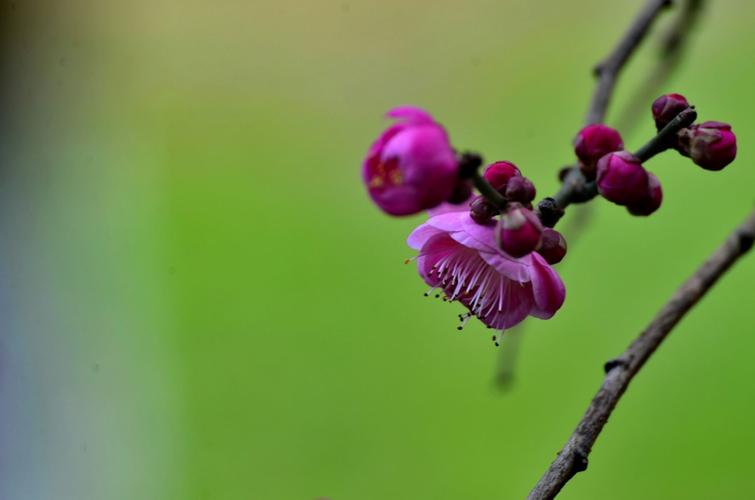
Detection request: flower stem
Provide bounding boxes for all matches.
[470,171,507,211]
[458,152,508,211]
[634,106,697,161]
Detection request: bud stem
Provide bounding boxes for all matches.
[471,171,508,211]
[634,107,697,161]
[457,152,508,211]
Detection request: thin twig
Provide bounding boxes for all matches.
[616,0,707,133]
[587,0,673,125]
[527,208,755,500]
[661,0,705,57]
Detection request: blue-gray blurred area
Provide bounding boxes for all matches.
[0,1,754,499]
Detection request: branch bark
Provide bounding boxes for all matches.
[527,208,755,500]
[586,0,673,125]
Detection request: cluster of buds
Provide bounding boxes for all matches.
[570,93,737,217]
[573,124,661,215]
[652,93,737,171]
[470,161,566,263]
[678,121,737,171]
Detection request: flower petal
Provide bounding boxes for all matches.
[479,251,532,283]
[426,195,474,217]
[386,106,435,125]
[407,222,443,250]
[529,252,566,319]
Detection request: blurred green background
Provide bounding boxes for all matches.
[1,1,754,499]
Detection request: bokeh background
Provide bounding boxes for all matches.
[1,1,754,499]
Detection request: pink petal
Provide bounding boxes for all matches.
[501,282,535,329]
[426,195,474,217]
[407,223,443,250]
[529,252,566,319]
[479,251,532,283]
[386,106,435,125]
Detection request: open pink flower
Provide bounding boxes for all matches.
[363,107,458,216]
[408,211,566,341]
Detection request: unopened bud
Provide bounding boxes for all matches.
[536,228,567,264]
[596,151,649,206]
[504,176,536,204]
[497,203,543,258]
[651,93,689,130]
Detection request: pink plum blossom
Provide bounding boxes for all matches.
[408,211,566,341]
[363,107,458,216]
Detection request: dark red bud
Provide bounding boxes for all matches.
[504,176,536,204]
[596,151,649,206]
[536,228,567,264]
[626,172,663,216]
[483,161,521,190]
[651,93,689,130]
[574,124,624,178]
[469,196,499,224]
[497,203,543,258]
[678,121,737,171]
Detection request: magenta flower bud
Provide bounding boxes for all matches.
[680,121,737,171]
[574,124,624,177]
[497,203,543,258]
[363,107,458,216]
[626,172,663,216]
[504,176,536,204]
[469,196,498,224]
[483,161,521,190]
[651,93,689,130]
[536,228,567,265]
[596,151,649,206]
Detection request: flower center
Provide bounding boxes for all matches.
[368,157,403,189]
[420,242,530,344]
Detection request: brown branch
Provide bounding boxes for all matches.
[527,208,755,500]
[616,0,707,133]
[586,0,673,125]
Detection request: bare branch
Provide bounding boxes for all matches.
[586,0,673,125]
[616,0,707,133]
[527,209,755,500]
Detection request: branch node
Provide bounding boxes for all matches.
[603,357,629,373]
[571,448,589,474]
[737,230,755,253]
[536,197,565,227]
